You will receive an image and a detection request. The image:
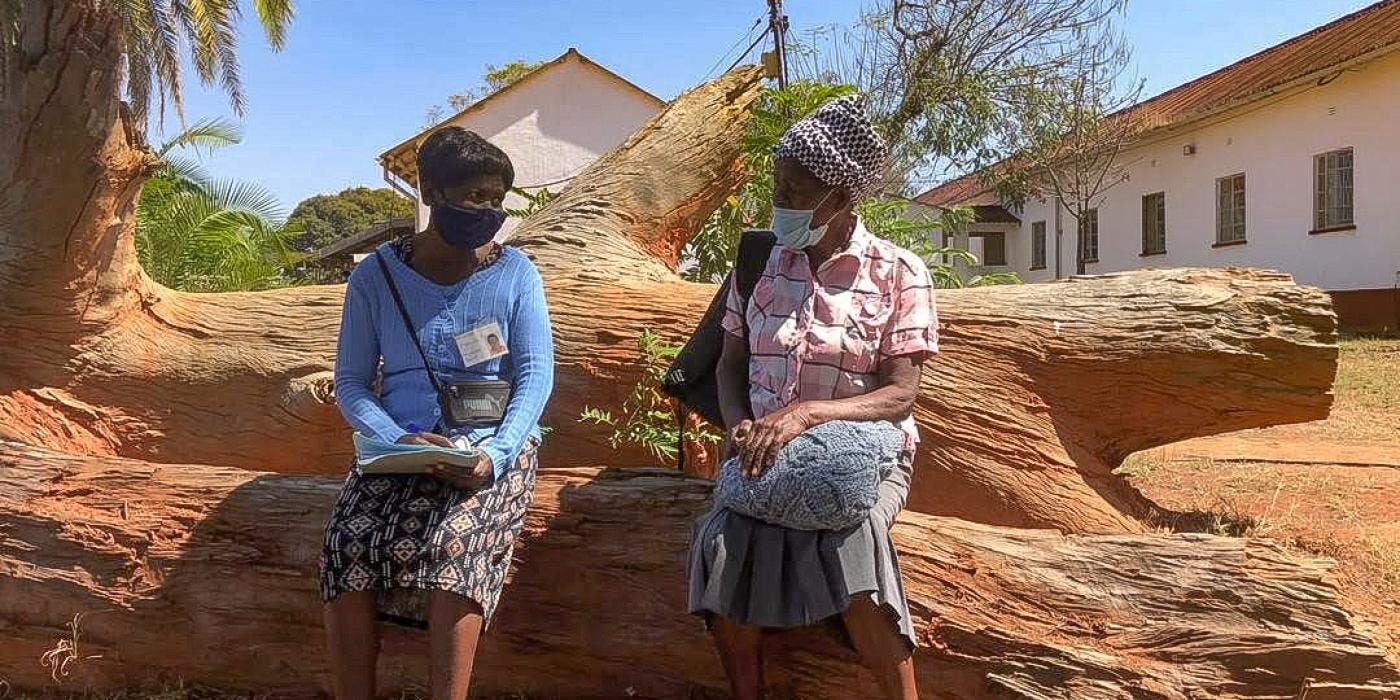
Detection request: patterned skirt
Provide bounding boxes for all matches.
[319,442,538,627]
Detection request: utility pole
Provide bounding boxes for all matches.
[767,0,788,88]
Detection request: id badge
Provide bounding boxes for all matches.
[454,320,509,367]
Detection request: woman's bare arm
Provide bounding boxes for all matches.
[716,332,754,457]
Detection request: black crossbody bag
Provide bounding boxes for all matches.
[375,251,511,431]
[659,230,775,463]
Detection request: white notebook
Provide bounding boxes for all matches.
[352,432,481,475]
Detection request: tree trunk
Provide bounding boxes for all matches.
[1,445,1396,699]
[0,1,152,337]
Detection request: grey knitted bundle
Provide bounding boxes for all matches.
[715,420,904,531]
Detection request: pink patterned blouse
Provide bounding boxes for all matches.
[721,219,939,447]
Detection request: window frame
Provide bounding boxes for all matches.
[1140,191,1167,256]
[1312,147,1355,233]
[1214,173,1247,246]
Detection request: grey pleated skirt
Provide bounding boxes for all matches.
[687,451,916,650]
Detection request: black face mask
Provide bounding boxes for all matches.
[431,202,507,250]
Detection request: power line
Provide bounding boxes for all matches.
[704,16,765,80]
[723,25,772,76]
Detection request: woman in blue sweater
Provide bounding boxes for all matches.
[320,127,554,700]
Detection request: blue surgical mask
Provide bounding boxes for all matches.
[431,202,507,250]
[771,188,836,249]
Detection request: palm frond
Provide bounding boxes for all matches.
[203,177,287,224]
[157,116,242,157]
[118,0,184,127]
[125,40,155,129]
[120,0,293,124]
[252,0,294,50]
[155,154,212,190]
[147,0,186,123]
[136,170,297,292]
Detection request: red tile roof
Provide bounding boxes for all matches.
[916,0,1400,208]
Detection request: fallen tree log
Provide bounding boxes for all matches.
[3,5,1377,695]
[1,444,1396,698]
[0,23,1337,532]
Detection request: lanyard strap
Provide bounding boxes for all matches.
[375,251,449,399]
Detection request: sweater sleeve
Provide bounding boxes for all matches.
[334,271,409,444]
[480,265,555,478]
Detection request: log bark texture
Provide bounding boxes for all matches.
[2,2,1385,695]
[0,41,1337,531]
[1,445,1396,699]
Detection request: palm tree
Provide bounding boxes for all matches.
[1,0,296,323]
[116,0,294,128]
[136,117,301,292]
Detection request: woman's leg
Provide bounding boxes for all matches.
[842,595,918,700]
[324,591,378,700]
[711,615,764,700]
[428,590,486,700]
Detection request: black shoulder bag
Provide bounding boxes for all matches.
[375,251,511,430]
[660,230,775,464]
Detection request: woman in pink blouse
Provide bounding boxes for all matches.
[687,96,936,700]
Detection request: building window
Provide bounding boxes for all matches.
[1030,221,1046,270]
[1216,173,1246,244]
[1141,192,1166,256]
[1078,209,1099,263]
[1313,147,1354,231]
[969,232,1006,266]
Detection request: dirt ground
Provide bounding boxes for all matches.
[1125,336,1400,662]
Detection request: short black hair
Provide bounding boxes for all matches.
[417,126,515,193]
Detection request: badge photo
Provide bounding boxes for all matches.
[454,320,509,367]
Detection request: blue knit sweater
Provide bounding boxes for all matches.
[334,242,554,478]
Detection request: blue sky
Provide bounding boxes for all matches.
[169,0,1378,209]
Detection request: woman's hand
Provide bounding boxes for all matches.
[724,420,754,461]
[430,453,494,491]
[739,404,816,478]
[397,432,455,448]
[397,433,492,490]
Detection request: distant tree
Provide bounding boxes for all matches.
[994,39,1144,275]
[788,0,1131,188]
[287,187,415,253]
[425,59,546,126]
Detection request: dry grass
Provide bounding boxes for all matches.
[1265,336,1400,445]
[1129,457,1400,660]
[38,615,102,683]
[1126,337,1400,657]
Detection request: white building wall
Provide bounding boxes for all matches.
[1008,50,1400,292]
[413,57,662,238]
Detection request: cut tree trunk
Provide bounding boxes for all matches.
[0,42,1336,532]
[1,445,1396,699]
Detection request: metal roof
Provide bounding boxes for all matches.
[916,0,1400,208]
[302,218,415,264]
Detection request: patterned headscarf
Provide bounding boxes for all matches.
[774,94,889,199]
